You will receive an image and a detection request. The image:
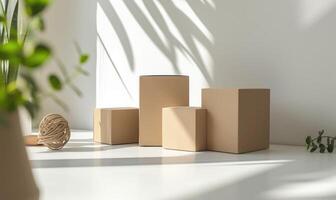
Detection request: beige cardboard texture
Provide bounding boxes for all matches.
[94,108,139,145]
[162,107,206,152]
[202,88,270,153]
[139,76,189,146]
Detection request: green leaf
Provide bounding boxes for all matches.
[306,136,311,145]
[0,1,6,18]
[48,74,62,91]
[80,54,89,64]
[310,146,317,152]
[36,16,45,31]
[7,63,19,83]
[0,28,6,46]
[320,148,326,153]
[0,68,4,87]
[317,136,322,144]
[306,136,312,150]
[9,1,18,41]
[4,0,9,13]
[0,88,8,110]
[328,139,335,153]
[310,143,318,152]
[0,15,6,23]
[0,40,22,59]
[306,143,311,150]
[318,130,325,136]
[327,144,333,153]
[23,43,51,68]
[319,144,326,153]
[24,0,51,17]
[0,83,25,112]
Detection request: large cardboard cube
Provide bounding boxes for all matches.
[162,107,207,152]
[94,108,139,145]
[202,89,270,153]
[139,75,189,146]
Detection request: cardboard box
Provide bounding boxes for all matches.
[94,108,139,145]
[202,89,270,153]
[162,107,207,152]
[139,75,189,146]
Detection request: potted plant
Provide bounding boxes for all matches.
[0,0,89,199]
[306,130,335,153]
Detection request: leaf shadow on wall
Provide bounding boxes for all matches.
[98,0,215,84]
[97,0,336,143]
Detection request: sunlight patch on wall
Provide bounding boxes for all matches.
[172,0,214,43]
[299,0,336,28]
[154,1,187,49]
[193,37,214,80]
[96,2,137,108]
[202,0,216,9]
[132,0,170,50]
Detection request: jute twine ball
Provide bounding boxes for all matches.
[38,114,71,150]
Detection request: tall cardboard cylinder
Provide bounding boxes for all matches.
[139,75,189,146]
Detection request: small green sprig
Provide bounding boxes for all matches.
[306,130,335,153]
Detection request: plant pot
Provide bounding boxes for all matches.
[0,111,39,200]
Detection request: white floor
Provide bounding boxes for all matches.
[27,131,336,200]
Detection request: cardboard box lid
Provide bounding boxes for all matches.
[202,88,270,91]
[140,75,189,77]
[96,107,138,110]
[163,106,203,110]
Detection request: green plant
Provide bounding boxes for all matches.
[0,0,89,120]
[0,0,19,86]
[306,130,335,153]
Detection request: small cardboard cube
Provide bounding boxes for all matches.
[139,75,189,146]
[94,108,139,145]
[162,107,207,152]
[202,88,270,153]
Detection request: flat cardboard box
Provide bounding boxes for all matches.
[139,75,189,146]
[202,88,270,153]
[94,108,139,145]
[162,107,207,152]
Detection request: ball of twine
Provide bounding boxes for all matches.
[38,114,70,150]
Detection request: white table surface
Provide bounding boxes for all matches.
[27,131,336,200]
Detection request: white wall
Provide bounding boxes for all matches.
[36,0,97,130]
[43,0,336,145]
